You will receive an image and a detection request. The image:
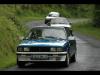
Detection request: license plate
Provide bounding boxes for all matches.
[31,55,48,60]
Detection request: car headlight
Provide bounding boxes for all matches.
[24,48,29,52]
[50,48,63,52]
[17,47,23,52]
[51,48,56,52]
[57,48,63,52]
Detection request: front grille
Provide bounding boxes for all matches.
[30,47,51,52]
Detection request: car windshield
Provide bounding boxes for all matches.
[25,27,67,40]
[48,14,52,17]
[48,14,58,17]
[51,18,69,24]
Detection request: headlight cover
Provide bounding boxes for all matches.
[17,47,23,52]
[24,48,30,52]
[51,48,56,52]
[50,48,63,52]
[17,47,30,52]
[57,48,63,52]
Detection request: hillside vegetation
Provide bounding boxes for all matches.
[0,4,95,69]
[72,20,100,40]
[0,5,23,69]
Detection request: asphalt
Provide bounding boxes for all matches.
[4,20,100,71]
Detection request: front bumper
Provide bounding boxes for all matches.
[16,52,67,62]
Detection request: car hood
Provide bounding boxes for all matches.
[18,39,68,47]
[51,24,71,28]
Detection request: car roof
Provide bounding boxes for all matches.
[49,12,59,14]
[30,26,65,30]
[48,12,60,17]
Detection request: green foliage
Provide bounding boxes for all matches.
[0,5,26,69]
[19,4,94,18]
[73,20,100,40]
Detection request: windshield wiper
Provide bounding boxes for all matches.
[45,36,65,40]
[38,37,46,39]
[45,36,57,39]
[57,38,65,40]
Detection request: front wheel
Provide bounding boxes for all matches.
[45,19,49,24]
[63,53,70,67]
[70,53,76,63]
[17,61,26,68]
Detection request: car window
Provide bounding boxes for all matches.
[42,29,66,39]
[48,14,58,17]
[25,28,67,40]
[48,14,52,17]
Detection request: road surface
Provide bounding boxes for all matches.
[5,20,100,71]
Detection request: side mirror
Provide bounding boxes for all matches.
[68,36,75,41]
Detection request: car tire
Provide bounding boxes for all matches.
[63,53,70,67]
[44,20,47,24]
[17,61,26,68]
[70,53,76,63]
[45,19,49,24]
[45,19,51,25]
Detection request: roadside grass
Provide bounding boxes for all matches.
[0,16,19,70]
[0,54,16,70]
[16,11,44,24]
[72,21,100,40]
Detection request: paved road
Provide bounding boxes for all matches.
[5,20,100,71]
